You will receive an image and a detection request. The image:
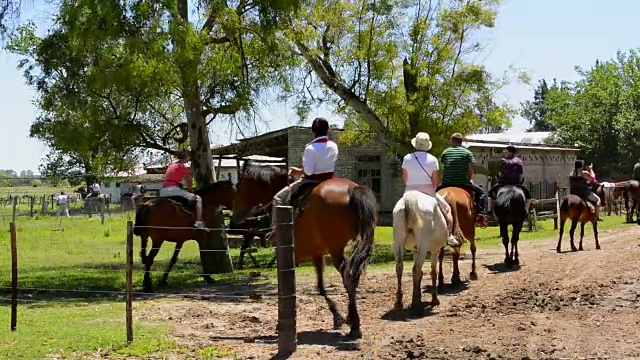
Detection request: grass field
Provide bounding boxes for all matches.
[0,213,633,359]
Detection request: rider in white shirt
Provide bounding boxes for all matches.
[402,132,460,247]
[271,117,338,225]
[56,192,70,218]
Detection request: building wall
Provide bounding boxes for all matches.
[471,147,578,198]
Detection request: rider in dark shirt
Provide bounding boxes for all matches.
[570,160,601,220]
[488,145,531,214]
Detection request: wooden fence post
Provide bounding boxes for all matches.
[100,198,105,225]
[12,197,17,223]
[125,221,134,343]
[10,222,18,331]
[274,205,296,357]
[29,196,34,218]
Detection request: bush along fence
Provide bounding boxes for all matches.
[5,205,299,357]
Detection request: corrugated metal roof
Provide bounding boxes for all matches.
[463,141,578,152]
[466,132,553,144]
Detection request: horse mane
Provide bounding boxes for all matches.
[194,179,235,196]
[242,161,288,184]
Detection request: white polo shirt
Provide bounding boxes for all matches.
[402,151,439,187]
[302,136,339,175]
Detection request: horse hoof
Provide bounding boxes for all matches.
[571,247,578,252]
[159,280,168,287]
[469,272,478,281]
[409,304,426,316]
[596,245,602,250]
[431,298,440,307]
[451,277,462,286]
[394,301,403,310]
[556,247,561,253]
[347,328,362,340]
[578,247,584,251]
[203,276,215,284]
[332,317,345,329]
[514,258,520,265]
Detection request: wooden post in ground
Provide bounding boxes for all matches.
[100,198,105,225]
[29,196,34,217]
[10,222,18,331]
[274,205,296,357]
[12,197,17,223]
[125,221,134,343]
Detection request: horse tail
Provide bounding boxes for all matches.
[133,203,150,236]
[346,185,378,290]
[559,196,570,215]
[445,195,465,244]
[403,194,424,229]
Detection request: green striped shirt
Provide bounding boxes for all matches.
[440,146,475,185]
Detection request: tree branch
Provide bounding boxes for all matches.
[294,40,403,153]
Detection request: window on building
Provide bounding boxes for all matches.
[355,155,382,202]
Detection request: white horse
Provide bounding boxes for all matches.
[392,190,448,313]
[600,182,617,215]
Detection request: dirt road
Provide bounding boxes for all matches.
[139,226,640,359]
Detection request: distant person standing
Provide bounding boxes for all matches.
[91,183,101,197]
[56,192,70,218]
[131,182,143,206]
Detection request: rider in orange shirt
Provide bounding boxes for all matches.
[160,150,205,229]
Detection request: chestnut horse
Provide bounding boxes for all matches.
[231,162,377,339]
[436,187,478,288]
[556,195,600,252]
[133,180,236,292]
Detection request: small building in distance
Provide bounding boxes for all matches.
[210,126,579,216]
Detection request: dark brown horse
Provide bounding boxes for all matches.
[436,187,478,287]
[133,180,236,292]
[231,162,377,339]
[556,195,600,252]
[623,180,640,223]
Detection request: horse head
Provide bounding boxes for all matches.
[195,179,236,210]
[231,162,288,225]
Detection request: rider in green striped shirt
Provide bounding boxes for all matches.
[436,133,488,227]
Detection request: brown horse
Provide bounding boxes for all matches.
[133,180,236,292]
[623,180,640,223]
[231,162,377,339]
[556,195,600,252]
[436,187,478,287]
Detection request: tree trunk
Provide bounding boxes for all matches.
[183,97,233,274]
[175,0,232,274]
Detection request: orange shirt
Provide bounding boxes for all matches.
[163,162,190,188]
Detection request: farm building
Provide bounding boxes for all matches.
[210,126,580,215]
[100,173,165,204]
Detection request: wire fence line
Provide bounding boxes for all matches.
[3,206,299,351]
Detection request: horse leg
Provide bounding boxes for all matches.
[437,246,445,291]
[593,220,601,250]
[143,242,162,292]
[578,222,585,251]
[140,234,149,265]
[429,249,440,307]
[160,242,183,286]
[556,219,566,253]
[410,243,427,313]
[512,222,522,265]
[393,239,404,309]
[500,222,510,265]
[451,250,462,286]
[469,239,478,280]
[238,234,250,270]
[313,256,345,329]
[569,221,578,252]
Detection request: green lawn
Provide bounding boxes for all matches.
[0,213,633,359]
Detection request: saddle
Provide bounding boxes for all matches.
[290,180,322,219]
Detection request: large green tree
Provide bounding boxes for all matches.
[544,51,640,177]
[7,0,300,274]
[520,78,558,132]
[285,0,521,155]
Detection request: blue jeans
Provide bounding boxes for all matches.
[436,182,487,216]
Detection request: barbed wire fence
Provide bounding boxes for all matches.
[2,205,298,354]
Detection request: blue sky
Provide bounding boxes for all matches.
[1,0,638,172]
